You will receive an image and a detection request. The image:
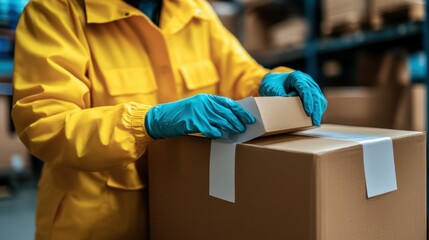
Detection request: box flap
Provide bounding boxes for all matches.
[215,96,313,143]
[255,96,313,135]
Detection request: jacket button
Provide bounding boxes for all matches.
[195,9,202,15]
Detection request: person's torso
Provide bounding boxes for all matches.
[81,0,220,107]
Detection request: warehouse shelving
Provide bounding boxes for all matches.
[253,21,423,67]
[0,83,12,96]
[0,57,13,96]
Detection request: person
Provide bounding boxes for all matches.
[11,0,327,239]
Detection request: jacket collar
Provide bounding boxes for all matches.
[84,0,209,35]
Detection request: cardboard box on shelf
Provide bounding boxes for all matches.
[370,0,424,29]
[0,96,30,173]
[321,0,368,35]
[322,86,401,128]
[355,50,409,86]
[148,124,426,240]
[242,10,268,52]
[410,84,425,131]
[370,0,424,26]
[394,83,426,131]
[322,85,426,131]
[269,17,308,49]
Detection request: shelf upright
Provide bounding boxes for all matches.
[304,0,319,84]
[0,82,12,96]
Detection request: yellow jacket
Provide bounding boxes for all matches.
[12,0,291,239]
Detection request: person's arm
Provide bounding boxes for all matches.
[12,0,153,171]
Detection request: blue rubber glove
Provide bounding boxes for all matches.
[259,71,327,126]
[145,94,256,139]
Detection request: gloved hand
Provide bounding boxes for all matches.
[145,94,255,139]
[259,71,327,126]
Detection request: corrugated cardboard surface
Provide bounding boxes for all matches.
[148,124,426,240]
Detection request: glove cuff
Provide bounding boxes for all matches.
[144,105,163,140]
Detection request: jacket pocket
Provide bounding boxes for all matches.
[105,67,157,96]
[179,60,219,94]
[106,162,145,190]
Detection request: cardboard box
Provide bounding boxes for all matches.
[321,0,368,35]
[269,17,307,49]
[370,0,424,29]
[322,85,426,131]
[410,84,425,131]
[355,50,409,86]
[242,11,268,53]
[148,124,426,240]
[322,86,402,128]
[0,96,30,173]
[394,83,426,131]
[371,0,424,15]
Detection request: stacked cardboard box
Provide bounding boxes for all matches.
[355,50,409,86]
[395,83,426,131]
[371,0,424,16]
[210,0,268,52]
[269,17,307,49]
[242,10,268,52]
[323,50,426,131]
[0,96,30,173]
[323,86,401,129]
[321,0,368,35]
[211,0,308,52]
[322,85,425,131]
[370,0,424,28]
[148,124,426,240]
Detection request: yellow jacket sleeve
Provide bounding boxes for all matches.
[201,1,293,100]
[12,0,153,171]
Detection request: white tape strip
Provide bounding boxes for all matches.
[209,97,265,203]
[296,129,397,198]
[209,142,237,202]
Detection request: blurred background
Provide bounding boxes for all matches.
[0,0,427,239]
[211,0,426,132]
